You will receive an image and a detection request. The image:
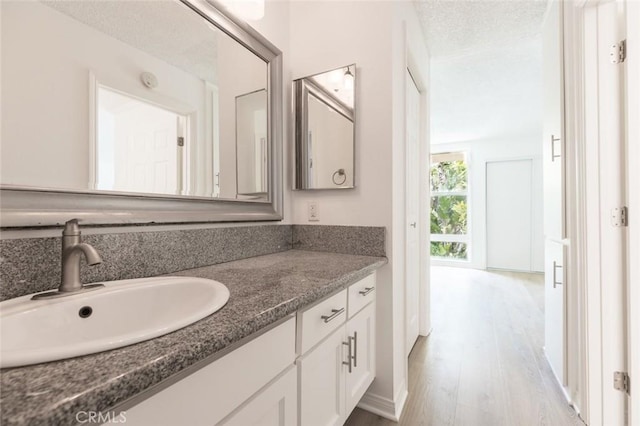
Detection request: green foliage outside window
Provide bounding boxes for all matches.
[430,242,468,259]
[430,159,467,192]
[430,159,468,260]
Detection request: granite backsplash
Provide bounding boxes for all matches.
[0,224,385,301]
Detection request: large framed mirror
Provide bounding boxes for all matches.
[294,64,356,190]
[0,0,282,227]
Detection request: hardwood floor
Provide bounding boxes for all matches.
[345,266,584,426]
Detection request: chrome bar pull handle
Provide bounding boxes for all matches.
[342,338,353,373]
[321,307,345,323]
[553,261,563,288]
[359,287,375,296]
[551,135,562,162]
[352,332,358,368]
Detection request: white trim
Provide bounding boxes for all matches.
[625,1,640,424]
[357,386,408,422]
[404,22,431,344]
[431,190,467,197]
[563,0,590,417]
[565,0,630,423]
[430,234,468,243]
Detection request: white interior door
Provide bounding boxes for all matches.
[98,87,182,195]
[586,0,627,422]
[486,159,533,271]
[405,69,420,354]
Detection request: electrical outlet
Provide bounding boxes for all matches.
[308,201,319,222]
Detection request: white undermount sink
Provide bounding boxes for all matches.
[0,276,230,368]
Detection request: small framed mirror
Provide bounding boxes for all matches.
[294,64,356,190]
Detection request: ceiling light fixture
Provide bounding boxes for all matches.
[343,67,354,91]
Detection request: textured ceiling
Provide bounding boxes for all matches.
[430,38,542,144]
[414,0,548,58]
[43,0,221,83]
[415,0,548,144]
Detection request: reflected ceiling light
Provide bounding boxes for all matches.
[329,69,342,84]
[343,67,354,91]
[220,0,265,21]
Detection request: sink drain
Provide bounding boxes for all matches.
[78,306,93,318]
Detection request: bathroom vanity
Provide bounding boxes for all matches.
[0,249,385,425]
[0,0,384,423]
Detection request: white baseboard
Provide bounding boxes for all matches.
[357,385,408,422]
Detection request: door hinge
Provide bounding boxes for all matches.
[613,371,630,394]
[611,206,628,227]
[177,136,185,147]
[610,40,626,64]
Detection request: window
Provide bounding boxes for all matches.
[430,152,469,260]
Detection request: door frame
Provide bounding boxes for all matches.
[625,1,639,424]
[404,67,421,355]
[563,0,630,423]
[405,39,431,344]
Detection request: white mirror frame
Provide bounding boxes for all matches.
[0,0,283,228]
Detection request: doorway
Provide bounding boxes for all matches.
[95,86,187,195]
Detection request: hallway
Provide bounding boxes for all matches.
[346,267,584,426]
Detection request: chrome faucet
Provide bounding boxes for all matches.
[32,219,104,300]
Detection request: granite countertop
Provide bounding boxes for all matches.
[0,250,387,425]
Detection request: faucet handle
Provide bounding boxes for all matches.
[63,219,81,236]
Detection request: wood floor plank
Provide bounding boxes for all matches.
[345,267,584,426]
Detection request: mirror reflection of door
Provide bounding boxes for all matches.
[307,94,354,188]
[96,87,187,195]
[235,89,268,197]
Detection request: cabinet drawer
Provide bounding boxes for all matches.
[123,317,296,426]
[297,289,347,355]
[347,274,376,319]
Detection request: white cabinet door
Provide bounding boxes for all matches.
[220,366,297,426]
[542,0,565,240]
[544,240,565,384]
[298,326,346,426]
[345,302,376,415]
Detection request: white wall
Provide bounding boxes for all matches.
[431,133,544,272]
[287,1,397,410]
[287,0,430,417]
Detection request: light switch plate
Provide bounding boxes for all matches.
[308,201,319,222]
